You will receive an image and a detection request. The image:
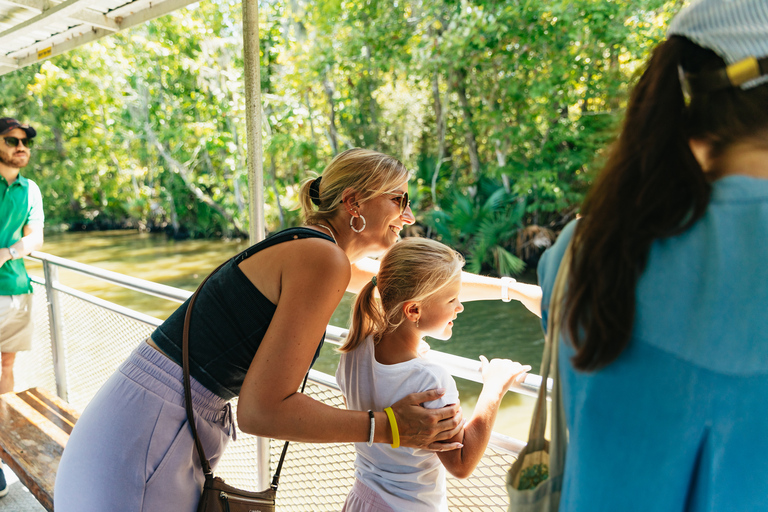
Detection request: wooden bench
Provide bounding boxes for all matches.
[0,387,79,511]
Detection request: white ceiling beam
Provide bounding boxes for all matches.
[1,0,201,76]
[0,56,19,68]
[106,0,157,19]
[0,0,47,13]
[6,26,109,69]
[5,23,88,59]
[0,0,102,47]
[114,0,198,26]
[67,8,119,31]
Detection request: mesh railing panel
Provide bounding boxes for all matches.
[13,282,56,394]
[57,291,155,411]
[268,383,356,511]
[217,383,515,511]
[23,284,518,511]
[446,449,516,510]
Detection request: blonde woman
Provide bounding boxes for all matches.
[55,148,540,511]
[337,238,531,512]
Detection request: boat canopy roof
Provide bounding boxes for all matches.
[0,0,201,76]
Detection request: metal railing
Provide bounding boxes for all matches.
[15,251,548,510]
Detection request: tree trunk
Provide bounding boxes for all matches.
[454,68,480,176]
[164,184,180,236]
[364,44,379,147]
[269,152,284,229]
[45,101,65,158]
[323,72,339,155]
[305,92,318,153]
[227,116,247,218]
[431,69,449,205]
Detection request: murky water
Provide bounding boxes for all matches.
[26,230,545,439]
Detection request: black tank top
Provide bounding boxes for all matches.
[152,227,336,399]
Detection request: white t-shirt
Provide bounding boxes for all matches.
[336,336,460,512]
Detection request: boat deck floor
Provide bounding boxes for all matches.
[0,466,46,511]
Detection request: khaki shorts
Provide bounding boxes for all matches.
[0,294,34,353]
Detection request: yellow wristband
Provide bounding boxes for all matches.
[384,407,400,449]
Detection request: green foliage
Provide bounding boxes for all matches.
[0,0,682,271]
[426,178,525,275]
[518,462,549,491]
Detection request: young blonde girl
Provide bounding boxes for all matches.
[336,237,531,512]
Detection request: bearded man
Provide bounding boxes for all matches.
[0,117,43,498]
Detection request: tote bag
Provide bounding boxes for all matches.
[506,244,572,512]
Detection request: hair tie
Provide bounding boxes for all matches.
[371,276,377,287]
[309,176,322,206]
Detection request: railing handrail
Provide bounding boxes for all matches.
[29,251,192,303]
[27,250,550,399]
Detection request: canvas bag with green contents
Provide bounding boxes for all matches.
[506,244,571,512]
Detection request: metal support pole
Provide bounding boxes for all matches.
[242,0,269,491]
[42,260,68,401]
[243,0,265,243]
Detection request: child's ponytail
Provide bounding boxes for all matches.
[340,281,384,353]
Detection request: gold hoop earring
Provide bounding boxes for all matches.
[350,214,366,233]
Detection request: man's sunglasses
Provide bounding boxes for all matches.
[384,191,410,214]
[3,137,34,148]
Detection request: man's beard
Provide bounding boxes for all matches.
[0,151,29,168]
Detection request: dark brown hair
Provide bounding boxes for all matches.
[565,36,768,371]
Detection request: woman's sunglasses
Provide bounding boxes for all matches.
[3,137,34,148]
[384,191,410,214]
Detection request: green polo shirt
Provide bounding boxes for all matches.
[0,174,44,295]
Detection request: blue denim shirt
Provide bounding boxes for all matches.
[538,175,768,511]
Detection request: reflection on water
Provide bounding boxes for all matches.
[27,230,545,440]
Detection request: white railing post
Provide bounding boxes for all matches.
[42,260,68,401]
[243,0,268,486]
[243,0,264,243]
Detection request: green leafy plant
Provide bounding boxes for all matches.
[518,463,549,491]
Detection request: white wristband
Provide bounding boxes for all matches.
[501,276,516,302]
[367,410,375,447]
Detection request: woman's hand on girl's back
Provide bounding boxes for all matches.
[479,355,531,395]
[391,389,464,451]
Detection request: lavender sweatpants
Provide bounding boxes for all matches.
[54,340,233,512]
[342,479,396,512]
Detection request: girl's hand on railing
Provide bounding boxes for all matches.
[479,355,531,396]
[390,390,464,452]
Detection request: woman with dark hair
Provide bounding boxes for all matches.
[537,0,768,509]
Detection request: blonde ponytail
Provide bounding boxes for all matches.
[341,281,385,353]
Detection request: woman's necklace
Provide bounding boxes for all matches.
[316,224,338,245]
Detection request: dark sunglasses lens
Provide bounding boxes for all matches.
[4,137,32,148]
[401,192,409,213]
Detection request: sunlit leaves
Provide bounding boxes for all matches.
[0,0,682,266]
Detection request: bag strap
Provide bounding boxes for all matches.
[182,245,316,487]
[548,247,569,478]
[233,226,334,264]
[526,242,572,475]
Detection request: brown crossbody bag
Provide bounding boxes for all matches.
[182,259,307,512]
